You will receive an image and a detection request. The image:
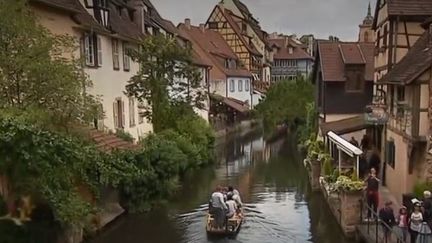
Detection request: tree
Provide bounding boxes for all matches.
[0,0,102,131]
[125,35,206,133]
[256,76,314,131]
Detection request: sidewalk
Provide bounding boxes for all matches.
[378,185,400,209]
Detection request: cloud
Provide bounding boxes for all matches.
[152,0,373,41]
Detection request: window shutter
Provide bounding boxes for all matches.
[121,100,126,128]
[113,101,119,129]
[84,34,90,65]
[97,36,102,67]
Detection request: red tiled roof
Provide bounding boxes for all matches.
[178,23,252,78]
[373,0,432,29]
[211,94,250,113]
[339,44,365,64]
[268,39,313,60]
[379,30,432,84]
[387,0,432,16]
[31,0,82,13]
[317,41,374,82]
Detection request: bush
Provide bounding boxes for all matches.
[121,134,185,212]
[323,155,333,176]
[159,130,201,172]
[175,116,215,164]
[333,176,364,192]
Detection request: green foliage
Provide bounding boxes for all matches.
[413,181,432,198]
[298,102,318,145]
[120,134,185,212]
[333,176,364,192]
[256,77,314,131]
[126,35,206,133]
[0,117,136,226]
[323,155,334,176]
[0,0,102,129]
[115,129,134,143]
[306,138,324,161]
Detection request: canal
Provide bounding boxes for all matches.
[92,130,349,243]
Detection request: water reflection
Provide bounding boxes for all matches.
[92,130,348,243]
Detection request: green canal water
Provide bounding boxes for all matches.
[91,130,349,243]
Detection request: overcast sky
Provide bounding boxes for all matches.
[152,0,374,41]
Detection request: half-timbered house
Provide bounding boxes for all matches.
[372,0,432,200]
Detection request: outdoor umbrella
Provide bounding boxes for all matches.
[417,222,432,243]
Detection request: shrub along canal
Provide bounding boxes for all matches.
[92,130,349,243]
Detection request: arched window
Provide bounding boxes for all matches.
[364,32,369,42]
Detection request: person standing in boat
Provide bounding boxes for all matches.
[210,186,228,229]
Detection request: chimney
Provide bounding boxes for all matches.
[199,23,205,33]
[185,18,191,29]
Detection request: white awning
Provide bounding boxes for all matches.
[327,131,362,157]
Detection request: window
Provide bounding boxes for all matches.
[208,22,218,29]
[386,140,396,169]
[288,47,293,54]
[229,79,235,92]
[123,42,130,71]
[97,36,102,67]
[346,72,364,92]
[83,33,95,66]
[112,38,120,70]
[138,101,144,124]
[245,80,250,92]
[396,86,405,117]
[238,80,243,92]
[113,98,125,129]
[129,97,136,127]
[383,25,388,48]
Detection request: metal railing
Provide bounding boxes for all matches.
[359,199,405,243]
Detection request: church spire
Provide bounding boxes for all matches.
[363,2,373,25]
[367,2,372,17]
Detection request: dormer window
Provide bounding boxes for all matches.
[84,0,109,27]
[225,59,237,69]
[288,47,293,54]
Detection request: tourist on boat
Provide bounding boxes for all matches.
[210,186,228,228]
[365,168,380,220]
[410,202,423,243]
[225,194,237,219]
[379,201,395,241]
[228,186,242,207]
[396,206,409,242]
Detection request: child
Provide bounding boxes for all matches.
[396,206,408,242]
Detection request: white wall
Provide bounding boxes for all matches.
[84,34,152,140]
[227,77,252,107]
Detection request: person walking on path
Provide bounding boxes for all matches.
[379,201,396,241]
[397,206,409,242]
[410,202,423,243]
[423,191,432,227]
[365,168,380,220]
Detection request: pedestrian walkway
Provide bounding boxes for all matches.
[357,185,404,243]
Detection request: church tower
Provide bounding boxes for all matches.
[358,3,374,43]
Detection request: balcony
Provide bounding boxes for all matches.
[387,103,426,141]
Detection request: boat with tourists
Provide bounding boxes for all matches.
[206,208,244,235]
[206,186,244,236]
